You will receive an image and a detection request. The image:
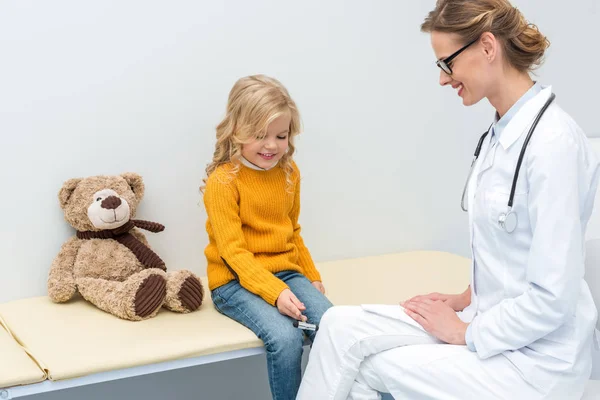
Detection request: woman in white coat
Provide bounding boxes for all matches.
[297,1,600,399]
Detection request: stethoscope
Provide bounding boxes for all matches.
[461,93,556,233]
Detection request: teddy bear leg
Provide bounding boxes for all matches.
[163,270,204,313]
[76,269,167,321]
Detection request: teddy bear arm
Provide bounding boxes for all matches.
[47,236,82,303]
[130,228,149,246]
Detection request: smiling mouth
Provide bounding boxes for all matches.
[100,212,127,224]
[259,153,276,159]
[452,83,464,96]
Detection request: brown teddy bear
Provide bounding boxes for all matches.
[47,172,204,321]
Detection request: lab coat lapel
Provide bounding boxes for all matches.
[476,136,495,180]
[498,86,553,150]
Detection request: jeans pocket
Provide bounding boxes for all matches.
[211,280,239,304]
[210,291,223,311]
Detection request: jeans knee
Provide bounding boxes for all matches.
[266,328,304,359]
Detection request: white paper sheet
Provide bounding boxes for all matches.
[360,304,427,332]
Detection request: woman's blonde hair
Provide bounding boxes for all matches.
[200,74,301,193]
[421,0,550,72]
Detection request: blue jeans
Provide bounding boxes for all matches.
[211,271,333,400]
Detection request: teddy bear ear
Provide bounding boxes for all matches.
[58,178,83,209]
[120,172,145,201]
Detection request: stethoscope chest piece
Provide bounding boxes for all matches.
[498,209,518,233]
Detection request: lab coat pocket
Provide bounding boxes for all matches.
[486,189,532,298]
[486,190,530,234]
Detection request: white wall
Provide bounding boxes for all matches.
[1,0,598,304]
[0,0,597,398]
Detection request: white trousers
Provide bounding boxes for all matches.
[297,306,547,400]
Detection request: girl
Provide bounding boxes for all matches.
[297,1,599,399]
[201,74,332,400]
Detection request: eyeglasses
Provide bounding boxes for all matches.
[436,38,478,75]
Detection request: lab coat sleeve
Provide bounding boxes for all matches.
[465,324,477,352]
[470,134,583,359]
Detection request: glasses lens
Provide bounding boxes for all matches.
[441,61,452,75]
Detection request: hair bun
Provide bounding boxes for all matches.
[506,10,550,71]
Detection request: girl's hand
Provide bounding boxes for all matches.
[312,281,326,295]
[276,289,307,321]
[403,298,468,345]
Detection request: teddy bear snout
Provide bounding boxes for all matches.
[101,196,122,210]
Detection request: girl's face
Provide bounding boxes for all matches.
[431,31,491,107]
[241,113,290,169]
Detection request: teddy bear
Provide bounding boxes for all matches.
[47,172,204,321]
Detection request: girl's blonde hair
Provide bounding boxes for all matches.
[200,74,301,193]
[421,0,550,72]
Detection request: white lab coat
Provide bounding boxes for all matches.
[463,85,599,390]
[297,86,600,400]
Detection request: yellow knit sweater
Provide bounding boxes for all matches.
[203,161,322,306]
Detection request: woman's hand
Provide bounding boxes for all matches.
[276,289,307,321]
[403,298,468,345]
[312,281,326,295]
[401,286,471,312]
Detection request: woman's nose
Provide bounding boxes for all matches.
[439,69,452,86]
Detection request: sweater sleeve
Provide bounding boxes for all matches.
[289,166,322,282]
[204,170,289,306]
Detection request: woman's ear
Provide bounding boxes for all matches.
[480,32,498,62]
[120,172,145,201]
[58,178,82,209]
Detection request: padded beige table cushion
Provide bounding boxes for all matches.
[321,251,470,305]
[0,251,470,382]
[0,318,46,388]
[0,294,261,382]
